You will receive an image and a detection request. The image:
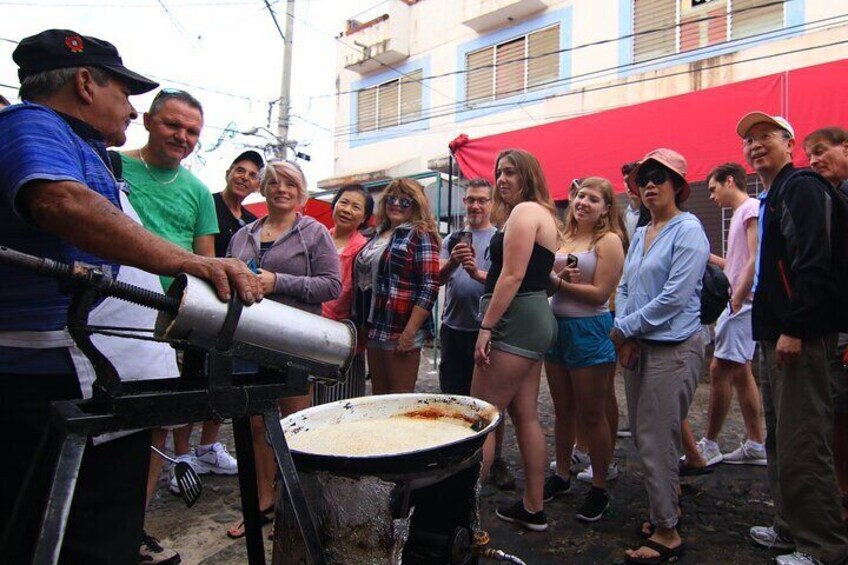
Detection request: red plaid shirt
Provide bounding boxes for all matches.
[368,226,440,342]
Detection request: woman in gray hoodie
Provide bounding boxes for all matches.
[224,159,340,538]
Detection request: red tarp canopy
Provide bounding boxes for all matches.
[451,58,848,199]
[244,197,334,228]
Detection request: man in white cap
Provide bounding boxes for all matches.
[739,111,848,565]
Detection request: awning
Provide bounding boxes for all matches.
[451,58,848,200]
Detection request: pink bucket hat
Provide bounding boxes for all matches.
[625,148,690,203]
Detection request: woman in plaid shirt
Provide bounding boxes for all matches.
[363,178,440,394]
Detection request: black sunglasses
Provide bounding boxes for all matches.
[635,166,670,189]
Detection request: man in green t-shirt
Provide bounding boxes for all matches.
[122,89,232,564]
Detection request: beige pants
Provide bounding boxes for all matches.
[625,332,704,529]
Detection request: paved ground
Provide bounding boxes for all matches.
[147,346,784,564]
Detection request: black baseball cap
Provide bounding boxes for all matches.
[13,29,158,95]
[231,150,264,170]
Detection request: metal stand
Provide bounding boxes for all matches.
[4,281,328,565]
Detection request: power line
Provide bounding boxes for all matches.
[277,3,458,105]
[156,0,198,48]
[298,34,848,145]
[317,0,797,101]
[263,0,286,41]
[0,0,267,6]
[327,11,848,138]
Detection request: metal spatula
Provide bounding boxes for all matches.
[150,446,203,508]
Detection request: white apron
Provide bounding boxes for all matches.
[0,190,179,443]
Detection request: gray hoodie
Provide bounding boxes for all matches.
[227,213,341,315]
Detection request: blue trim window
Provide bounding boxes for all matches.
[633,0,786,64]
[465,24,560,107]
[356,69,423,133]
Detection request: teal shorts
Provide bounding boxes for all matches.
[546,312,616,369]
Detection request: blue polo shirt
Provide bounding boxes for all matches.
[0,102,122,373]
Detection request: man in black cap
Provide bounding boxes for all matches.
[0,29,262,564]
[214,150,264,257]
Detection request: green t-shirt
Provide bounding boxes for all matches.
[121,154,219,290]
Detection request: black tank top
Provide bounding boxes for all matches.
[484,231,555,294]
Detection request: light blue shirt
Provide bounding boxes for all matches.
[614,212,709,342]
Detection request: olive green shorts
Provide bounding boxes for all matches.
[480,291,557,361]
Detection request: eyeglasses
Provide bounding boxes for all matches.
[635,166,669,188]
[386,195,414,209]
[462,196,491,206]
[742,130,783,147]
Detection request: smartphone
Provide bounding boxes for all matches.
[458,231,473,247]
[566,253,579,268]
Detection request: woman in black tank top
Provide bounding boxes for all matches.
[470,149,559,531]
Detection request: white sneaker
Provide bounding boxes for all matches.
[192,442,238,475]
[722,440,767,466]
[696,437,723,467]
[775,551,823,565]
[168,454,198,495]
[749,525,795,550]
[576,462,619,483]
[571,447,590,469]
[549,446,590,473]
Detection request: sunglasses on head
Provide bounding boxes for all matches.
[386,195,414,209]
[635,166,670,189]
[153,87,190,103]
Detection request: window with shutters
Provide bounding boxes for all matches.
[356,70,423,133]
[633,0,785,64]
[465,25,559,106]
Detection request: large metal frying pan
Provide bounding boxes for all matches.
[281,394,501,481]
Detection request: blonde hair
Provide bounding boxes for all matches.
[563,177,629,252]
[376,178,441,244]
[260,160,308,205]
[492,149,558,228]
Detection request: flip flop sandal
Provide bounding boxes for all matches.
[638,521,656,539]
[226,505,275,539]
[625,539,685,564]
[638,510,684,539]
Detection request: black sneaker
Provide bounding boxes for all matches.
[542,474,571,502]
[489,457,516,491]
[495,500,548,531]
[139,531,181,564]
[576,486,609,523]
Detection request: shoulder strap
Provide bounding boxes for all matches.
[107,150,123,180]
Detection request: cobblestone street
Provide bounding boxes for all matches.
[147,346,781,564]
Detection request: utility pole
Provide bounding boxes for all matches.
[276,0,296,158]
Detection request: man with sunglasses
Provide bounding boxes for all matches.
[437,178,514,489]
[0,29,261,564]
[739,112,848,565]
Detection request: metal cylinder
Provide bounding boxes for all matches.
[155,274,356,372]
